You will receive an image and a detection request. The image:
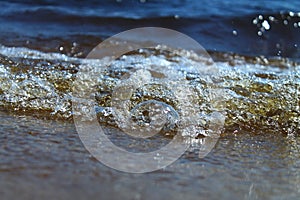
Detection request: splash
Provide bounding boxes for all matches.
[0,44,299,136]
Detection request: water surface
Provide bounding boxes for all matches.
[0,0,300,199]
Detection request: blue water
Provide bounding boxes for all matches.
[2,0,300,18]
[0,0,299,58]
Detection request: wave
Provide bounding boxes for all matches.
[1,8,299,58]
[0,44,299,136]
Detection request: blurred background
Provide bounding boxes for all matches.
[0,0,299,58]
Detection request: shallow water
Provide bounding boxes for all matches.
[0,110,299,199]
[0,43,299,199]
[1,0,300,199]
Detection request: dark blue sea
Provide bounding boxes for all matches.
[0,0,299,58]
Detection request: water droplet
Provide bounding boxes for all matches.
[289,11,295,17]
[294,23,298,28]
[277,50,282,56]
[262,20,270,30]
[268,16,275,21]
[257,31,262,36]
[253,18,258,25]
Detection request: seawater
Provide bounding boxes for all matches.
[0,0,300,199]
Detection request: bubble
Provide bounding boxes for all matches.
[72,27,225,173]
